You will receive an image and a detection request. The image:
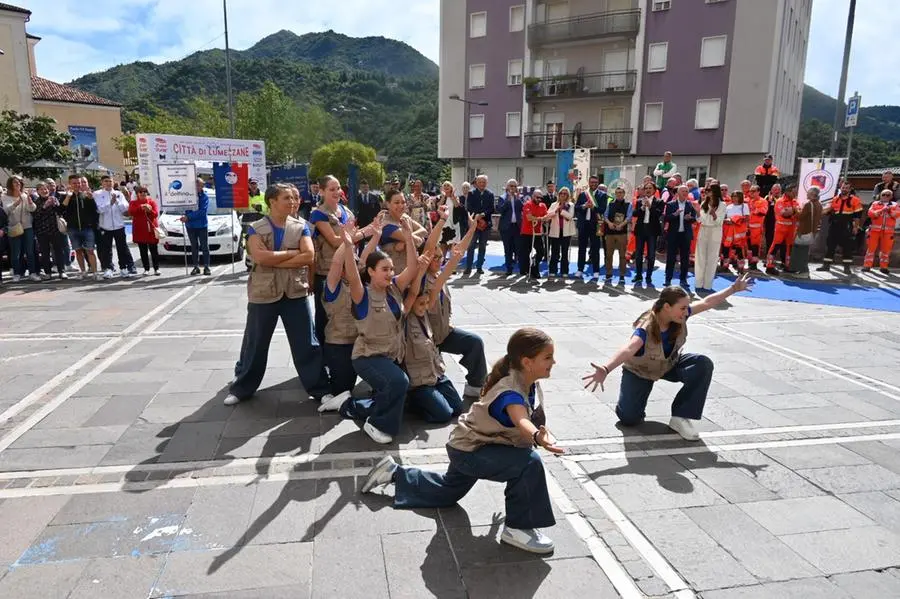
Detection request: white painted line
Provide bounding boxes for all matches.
[558,419,900,447]
[546,472,644,599]
[0,350,58,363]
[0,332,119,340]
[561,458,695,597]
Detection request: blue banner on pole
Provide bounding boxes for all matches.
[603,168,621,187]
[347,163,359,211]
[270,165,309,196]
[555,150,574,192]
[213,162,249,209]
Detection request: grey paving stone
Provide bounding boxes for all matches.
[684,504,820,581]
[716,396,798,427]
[598,475,728,512]
[839,491,900,535]
[221,416,320,438]
[67,555,165,599]
[0,496,69,568]
[700,577,851,599]
[629,508,756,591]
[842,440,900,476]
[439,484,507,529]
[381,530,466,599]
[762,444,873,470]
[31,396,109,429]
[739,496,874,536]
[51,487,197,526]
[715,449,827,499]
[750,392,835,410]
[830,570,900,599]
[462,556,619,598]
[671,453,778,503]
[158,421,227,463]
[83,395,156,427]
[0,445,112,472]
[73,381,166,398]
[98,421,169,466]
[239,479,318,546]
[0,561,88,599]
[151,542,313,598]
[781,526,900,574]
[175,485,257,551]
[10,425,128,449]
[775,406,870,425]
[311,535,388,599]
[796,464,900,494]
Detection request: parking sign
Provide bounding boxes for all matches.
[845,94,860,128]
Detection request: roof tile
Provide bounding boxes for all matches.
[31,76,121,108]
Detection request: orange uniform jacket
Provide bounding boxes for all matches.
[868,199,900,232]
[748,196,768,245]
[830,194,863,222]
[754,164,781,178]
[774,196,800,229]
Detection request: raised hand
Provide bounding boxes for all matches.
[416,252,432,271]
[400,216,413,238]
[339,225,355,247]
[438,203,451,221]
[731,272,753,292]
[582,362,608,392]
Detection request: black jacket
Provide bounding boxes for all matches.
[633,196,665,237]
[61,192,99,230]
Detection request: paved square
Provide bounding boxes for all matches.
[2,245,900,598]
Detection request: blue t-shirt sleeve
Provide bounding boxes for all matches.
[632,328,648,357]
[352,288,369,320]
[489,391,529,428]
[381,224,400,245]
[339,205,350,224]
[309,211,329,225]
[247,225,256,236]
[301,223,311,237]
[324,280,341,303]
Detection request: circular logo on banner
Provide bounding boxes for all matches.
[608,178,633,198]
[168,180,183,191]
[224,171,238,185]
[803,169,833,192]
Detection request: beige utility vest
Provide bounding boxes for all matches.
[323,280,358,345]
[247,216,311,304]
[351,284,405,362]
[424,273,453,345]
[449,370,543,452]
[312,204,353,276]
[403,313,445,388]
[622,317,687,381]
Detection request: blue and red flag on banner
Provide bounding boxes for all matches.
[213,162,250,209]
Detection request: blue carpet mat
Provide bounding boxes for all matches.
[465,255,900,313]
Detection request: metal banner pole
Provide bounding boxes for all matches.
[182,221,189,276]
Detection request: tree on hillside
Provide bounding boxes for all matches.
[310,140,385,187]
[796,119,900,170]
[0,110,72,180]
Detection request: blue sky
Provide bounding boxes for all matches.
[17,0,898,106]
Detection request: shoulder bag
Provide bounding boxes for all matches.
[8,195,26,237]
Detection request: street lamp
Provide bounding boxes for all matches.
[449,94,488,180]
[331,105,368,138]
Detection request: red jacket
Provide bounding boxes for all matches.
[129,198,160,244]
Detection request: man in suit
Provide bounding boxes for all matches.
[496,179,524,275]
[464,175,495,276]
[299,180,321,220]
[664,185,697,288]
[354,179,381,228]
[574,175,607,278]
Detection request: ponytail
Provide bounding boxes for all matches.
[481,355,511,397]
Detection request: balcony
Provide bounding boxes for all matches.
[524,129,632,155]
[528,9,640,48]
[526,70,637,103]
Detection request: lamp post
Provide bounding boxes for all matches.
[331,105,368,139]
[223,0,236,137]
[449,94,488,181]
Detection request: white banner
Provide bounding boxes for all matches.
[798,158,844,204]
[157,163,198,210]
[136,133,266,200]
[572,148,591,192]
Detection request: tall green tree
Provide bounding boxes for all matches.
[797,118,900,170]
[310,140,385,187]
[0,110,72,180]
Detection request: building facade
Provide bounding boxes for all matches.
[438,0,811,188]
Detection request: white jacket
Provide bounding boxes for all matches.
[547,201,576,238]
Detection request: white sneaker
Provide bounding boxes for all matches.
[463,384,481,398]
[318,391,351,413]
[93,272,103,281]
[153,269,161,276]
[500,526,555,554]
[59,272,68,280]
[575,271,583,278]
[361,456,397,493]
[102,269,114,279]
[669,416,700,441]
[12,274,21,282]
[29,274,42,282]
[363,419,393,444]
[143,270,151,276]
[223,393,241,406]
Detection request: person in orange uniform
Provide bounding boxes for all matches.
[754,155,781,197]
[817,181,863,275]
[863,189,899,274]
[765,185,800,275]
[721,191,751,273]
[747,185,768,270]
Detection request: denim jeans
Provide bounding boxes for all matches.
[10,227,36,276]
[186,226,210,268]
[230,296,330,401]
[465,228,489,270]
[408,375,464,423]
[394,444,556,530]
[323,342,356,396]
[500,228,519,272]
[342,356,409,435]
[313,276,327,346]
[438,328,487,388]
[615,353,714,425]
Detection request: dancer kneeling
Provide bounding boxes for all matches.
[361,328,564,554]
[583,274,752,440]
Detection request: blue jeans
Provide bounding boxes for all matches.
[324,343,356,396]
[465,228,489,270]
[231,296,330,400]
[438,327,487,388]
[394,444,555,530]
[313,277,327,347]
[500,228,519,271]
[10,228,36,276]
[408,375,464,423]
[186,227,210,268]
[616,353,714,425]
[343,356,409,435]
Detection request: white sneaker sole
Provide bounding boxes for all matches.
[361,456,396,493]
[318,391,351,413]
[363,421,393,444]
[500,532,555,554]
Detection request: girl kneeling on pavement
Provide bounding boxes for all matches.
[582,275,752,440]
[361,328,565,554]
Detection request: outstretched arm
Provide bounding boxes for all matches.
[326,241,348,291]
[341,228,365,304]
[394,218,422,291]
[582,336,645,392]
[423,203,450,254]
[505,404,564,454]
[402,252,431,314]
[691,273,752,315]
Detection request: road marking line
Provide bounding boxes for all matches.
[561,458,695,597]
[0,350,58,363]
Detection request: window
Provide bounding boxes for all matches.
[687,166,709,186]
[705,0,727,3]
[652,0,671,10]
[647,42,668,72]
[543,166,555,184]
[509,5,525,32]
[515,166,524,183]
[508,59,523,85]
[700,35,727,68]
[469,114,485,138]
[695,99,721,129]
[643,103,663,132]
[470,11,487,38]
[469,64,486,89]
[506,112,522,137]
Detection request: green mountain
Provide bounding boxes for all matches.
[67,30,443,181]
[801,84,900,143]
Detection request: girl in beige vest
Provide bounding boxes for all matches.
[583,275,752,440]
[362,328,564,555]
[380,189,426,274]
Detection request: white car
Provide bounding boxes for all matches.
[157,191,244,260]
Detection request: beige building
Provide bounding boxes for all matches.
[0,2,123,176]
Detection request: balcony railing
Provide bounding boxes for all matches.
[524,129,632,154]
[526,70,637,102]
[528,9,641,47]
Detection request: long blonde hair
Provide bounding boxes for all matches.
[482,328,552,396]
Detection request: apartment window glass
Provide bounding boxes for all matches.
[687,166,709,186]
[470,12,487,38]
[469,114,485,138]
[515,166,524,183]
[542,166,555,184]
[509,5,525,32]
[506,112,522,137]
[705,0,727,3]
[647,42,668,72]
[507,59,523,85]
[700,35,727,68]
[469,64,486,89]
[695,99,721,129]
[652,0,671,10]
[643,103,663,132]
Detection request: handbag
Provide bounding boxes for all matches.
[795,204,815,246]
[57,216,67,234]
[8,197,25,237]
